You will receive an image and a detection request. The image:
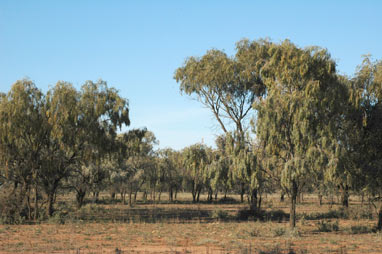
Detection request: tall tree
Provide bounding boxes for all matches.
[174,41,266,142]
[349,57,382,230]
[255,40,345,228]
[175,40,269,205]
[51,80,130,212]
[0,80,47,220]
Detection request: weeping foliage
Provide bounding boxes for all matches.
[253,39,347,228]
[0,79,130,217]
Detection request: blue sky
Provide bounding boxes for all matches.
[1,0,381,150]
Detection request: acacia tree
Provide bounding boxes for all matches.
[207,147,231,201]
[182,143,209,203]
[211,135,233,200]
[224,132,262,210]
[0,79,130,215]
[157,148,183,202]
[40,82,81,215]
[56,80,130,211]
[110,129,158,205]
[255,40,346,228]
[0,80,47,220]
[349,57,382,230]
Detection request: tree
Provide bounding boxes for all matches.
[174,41,266,143]
[40,81,80,215]
[254,40,345,228]
[224,132,263,210]
[175,40,270,206]
[0,79,130,216]
[211,135,233,200]
[182,143,209,203]
[110,128,158,205]
[0,80,47,220]
[157,148,183,202]
[349,56,382,230]
[54,80,130,211]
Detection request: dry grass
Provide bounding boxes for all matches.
[0,193,381,253]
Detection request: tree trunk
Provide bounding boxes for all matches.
[207,187,212,202]
[377,208,382,231]
[192,192,196,202]
[174,187,178,201]
[76,189,86,209]
[169,186,173,202]
[121,191,126,205]
[129,189,133,207]
[240,183,245,203]
[158,189,162,201]
[27,187,32,220]
[47,192,55,217]
[280,192,285,202]
[340,185,349,208]
[250,189,258,212]
[289,181,298,229]
[93,192,99,203]
[34,184,39,220]
[191,182,196,203]
[258,194,262,211]
[329,193,334,208]
[196,186,201,203]
[318,194,323,206]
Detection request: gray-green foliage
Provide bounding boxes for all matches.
[109,129,157,205]
[157,148,183,202]
[349,56,382,230]
[174,41,266,141]
[0,79,130,219]
[254,40,346,228]
[182,143,209,202]
[207,140,232,201]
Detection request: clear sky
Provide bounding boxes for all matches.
[1,0,381,150]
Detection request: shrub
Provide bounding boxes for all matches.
[304,209,348,220]
[258,245,285,254]
[316,220,339,232]
[0,184,28,224]
[263,210,288,222]
[217,196,238,204]
[348,206,373,220]
[348,225,373,234]
[287,228,301,238]
[236,208,256,221]
[236,208,288,222]
[211,209,229,221]
[273,227,286,237]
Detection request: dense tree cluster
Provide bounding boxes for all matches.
[1,39,382,231]
[175,39,382,229]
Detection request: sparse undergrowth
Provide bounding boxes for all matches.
[0,193,381,254]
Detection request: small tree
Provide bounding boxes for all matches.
[182,143,208,203]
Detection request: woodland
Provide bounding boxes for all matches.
[1,38,382,253]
